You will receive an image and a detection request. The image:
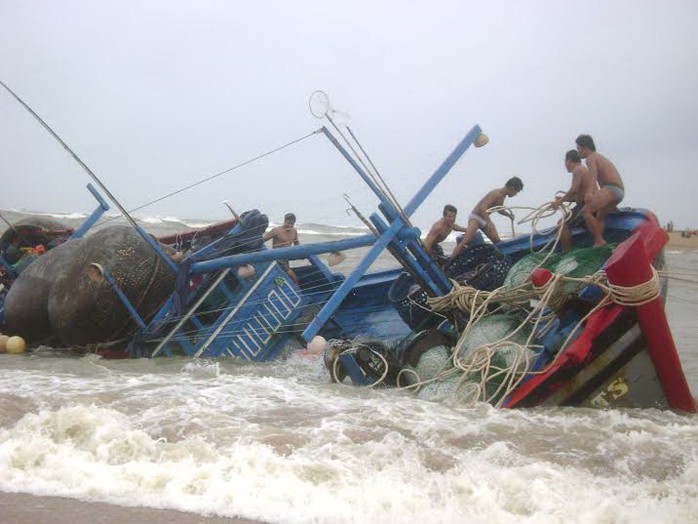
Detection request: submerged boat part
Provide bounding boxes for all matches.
[3,239,83,342]
[48,225,176,345]
[0,216,73,267]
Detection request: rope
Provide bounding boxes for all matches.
[99,130,321,225]
[329,341,389,388]
[486,201,571,268]
[607,267,661,306]
[413,263,662,404]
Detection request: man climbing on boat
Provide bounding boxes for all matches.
[551,150,599,250]
[449,177,523,261]
[423,204,468,260]
[263,212,300,284]
[576,134,625,246]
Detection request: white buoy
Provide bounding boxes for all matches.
[306,335,327,355]
[5,336,26,354]
[0,335,8,353]
[237,264,256,279]
[474,133,489,147]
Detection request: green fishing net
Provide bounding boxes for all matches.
[456,314,529,360]
[401,344,451,386]
[503,245,614,292]
[416,373,478,404]
[412,246,614,406]
[411,314,534,405]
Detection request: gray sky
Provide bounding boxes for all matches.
[1,0,697,233]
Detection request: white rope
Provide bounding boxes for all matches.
[607,267,661,306]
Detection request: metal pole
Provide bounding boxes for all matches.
[0,80,178,272]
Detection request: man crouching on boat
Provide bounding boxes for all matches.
[449,177,523,261]
[551,150,599,251]
[576,134,625,247]
[263,212,300,285]
[423,204,468,262]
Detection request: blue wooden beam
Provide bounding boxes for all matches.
[404,125,482,216]
[301,125,482,341]
[301,216,408,341]
[100,265,147,330]
[320,127,399,217]
[190,234,377,274]
[71,184,110,239]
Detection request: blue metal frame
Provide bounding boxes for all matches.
[71,183,111,239]
[301,125,483,342]
[99,265,147,329]
[117,124,486,361]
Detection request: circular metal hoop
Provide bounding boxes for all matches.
[309,90,331,119]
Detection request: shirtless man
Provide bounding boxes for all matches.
[263,212,300,284]
[423,204,468,259]
[450,176,523,260]
[551,150,599,250]
[576,134,625,246]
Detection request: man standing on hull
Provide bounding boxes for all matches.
[576,134,625,246]
[263,212,300,285]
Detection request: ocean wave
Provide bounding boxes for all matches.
[4,209,88,220]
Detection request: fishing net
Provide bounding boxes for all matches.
[416,373,479,404]
[407,314,534,405]
[456,314,534,404]
[456,314,529,359]
[388,273,448,330]
[551,245,613,293]
[503,245,614,291]
[446,244,512,291]
[400,344,451,386]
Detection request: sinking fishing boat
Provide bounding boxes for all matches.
[329,209,696,412]
[0,83,693,412]
[91,122,693,412]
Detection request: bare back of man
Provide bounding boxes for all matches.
[576,135,625,246]
[576,164,598,205]
[553,150,599,250]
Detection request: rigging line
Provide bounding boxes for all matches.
[345,126,410,224]
[100,129,322,224]
[324,116,395,207]
[0,79,141,233]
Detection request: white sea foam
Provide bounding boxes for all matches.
[3,209,88,221]
[0,355,696,524]
[40,212,88,220]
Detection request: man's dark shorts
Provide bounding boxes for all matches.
[567,205,585,227]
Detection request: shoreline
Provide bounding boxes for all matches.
[666,231,698,250]
[0,492,266,524]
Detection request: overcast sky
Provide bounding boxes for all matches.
[1,0,697,233]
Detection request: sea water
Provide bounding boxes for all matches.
[0,214,696,524]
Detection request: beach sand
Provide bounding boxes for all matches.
[666,231,698,250]
[0,492,266,524]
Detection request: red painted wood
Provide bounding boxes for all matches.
[605,233,695,412]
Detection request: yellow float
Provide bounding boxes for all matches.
[5,335,26,354]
